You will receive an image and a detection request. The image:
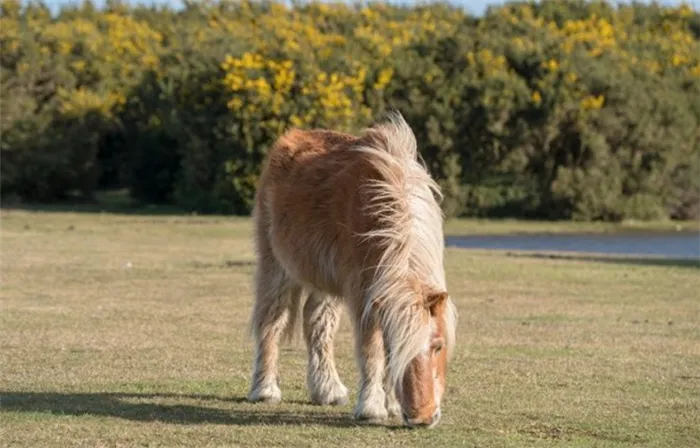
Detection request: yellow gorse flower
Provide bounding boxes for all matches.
[374,68,394,90]
[531,91,542,105]
[580,95,605,110]
[57,87,125,118]
[544,59,560,72]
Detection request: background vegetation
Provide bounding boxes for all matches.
[2,0,699,221]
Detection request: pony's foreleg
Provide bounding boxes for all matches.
[352,314,389,421]
[248,265,298,404]
[303,292,348,406]
[383,368,401,417]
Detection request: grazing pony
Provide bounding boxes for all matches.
[247,112,457,428]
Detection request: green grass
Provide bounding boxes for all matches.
[1,210,699,448]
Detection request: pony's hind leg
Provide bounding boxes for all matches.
[303,292,348,406]
[248,259,300,404]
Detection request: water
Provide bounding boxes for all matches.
[445,231,700,260]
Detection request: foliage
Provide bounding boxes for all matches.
[2,0,698,220]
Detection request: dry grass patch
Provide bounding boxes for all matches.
[2,210,699,447]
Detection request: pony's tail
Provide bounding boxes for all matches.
[354,111,443,207]
[248,280,308,347]
[360,110,419,166]
[281,289,308,345]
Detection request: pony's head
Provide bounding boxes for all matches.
[394,286,450,428]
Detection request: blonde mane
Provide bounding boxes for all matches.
[351,112,458,391]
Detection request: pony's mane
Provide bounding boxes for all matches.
[351,111,458,391]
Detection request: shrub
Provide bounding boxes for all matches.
[2,0,698,220]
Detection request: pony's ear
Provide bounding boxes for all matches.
[424,290,448,313]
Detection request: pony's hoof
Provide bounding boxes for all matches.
[250,395,282,404]
[386,399,402,418]
[311,387,349,406]
[328,394,349,406]
[353,402,388,422]
[354,410,388,423]
[247,384,282,404]
[314,395,349,406]
[326,393,350,406]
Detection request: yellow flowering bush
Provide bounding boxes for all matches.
[220,52,370,133]
[2,0,698,220]
[57,88,126,119]
[37,12,162,92]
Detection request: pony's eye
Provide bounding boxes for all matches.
[433,342,443,354]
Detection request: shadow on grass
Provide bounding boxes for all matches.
[501,251,700,269]
[0,391,405,429]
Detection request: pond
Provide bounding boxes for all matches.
[445,231,700,260]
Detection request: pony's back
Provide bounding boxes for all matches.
[254,126,390,299]
[255,113,448,296]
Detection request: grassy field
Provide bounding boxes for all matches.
[1,209,699,448]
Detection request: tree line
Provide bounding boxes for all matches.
[2,0,699,220]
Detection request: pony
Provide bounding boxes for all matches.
[246,112,457,428]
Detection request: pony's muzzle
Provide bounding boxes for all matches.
[402,408,441,428]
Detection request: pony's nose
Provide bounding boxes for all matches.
[403,409,441,428]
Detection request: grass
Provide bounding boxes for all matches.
[1,209,699,448]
